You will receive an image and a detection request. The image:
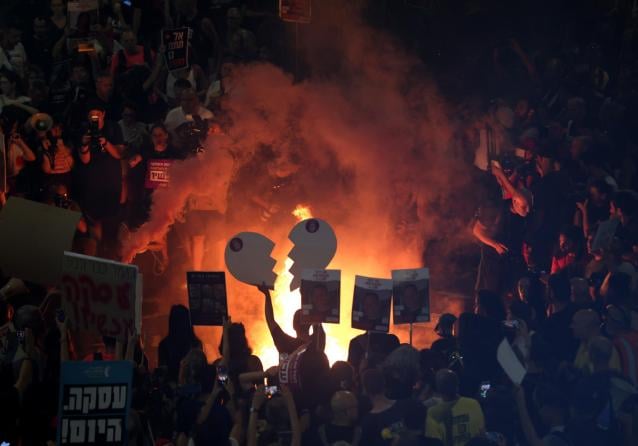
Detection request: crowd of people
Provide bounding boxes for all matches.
[2,0,638,445]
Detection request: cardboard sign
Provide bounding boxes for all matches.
[61,252,139,340]
[0,198,81,285]
[497,338,527,385]
[300,269,340,324]
[57,361,133,445]
[392,268,430,325]
[187,271,227,326]
[145,159,172,189]
[288,218,337,291]
[351,275,392,332]
[162,28,190,72]
[224,232,277,289]
[279,0,312,23]
[592,218,620,252]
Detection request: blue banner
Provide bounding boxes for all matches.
[57,361,133,445]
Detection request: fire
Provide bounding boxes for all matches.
[252,204,353,367]
[292,204,313,221]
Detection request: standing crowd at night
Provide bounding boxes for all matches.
[2,1,638,446]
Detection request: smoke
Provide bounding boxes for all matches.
[124,13,476,361]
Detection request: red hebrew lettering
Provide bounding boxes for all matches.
[78,275,97,302]
[96,314,107,334]
[96,283,112,303]
[116,283,131,310]
[61,275,80,303]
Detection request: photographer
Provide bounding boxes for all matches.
[5,121,37,197]
[164,87,214,154]
[76,106,124,257]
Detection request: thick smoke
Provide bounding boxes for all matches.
[124,14,475,360]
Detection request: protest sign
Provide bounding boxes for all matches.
[57,361,133,445]
[592,218,620,252]
[145,159,172,189]
[68,0,99,31]
[392,268,430,324]
[352,275,392,332]
[288,218,337,290]
[279,0,312,23]
[162,28,190,72]
[225,232,277,289]
[300,269,340,324]
[187,271,228,326]
[497,338,527,385]
[0,197,80,285]
[61,252,139,340]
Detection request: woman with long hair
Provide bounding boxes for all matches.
[158,304,202,382]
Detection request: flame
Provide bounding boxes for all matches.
[292,204,313,221]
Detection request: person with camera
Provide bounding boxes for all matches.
[76,106,124,257]
[164,86,214,154]
[5,121,37,197]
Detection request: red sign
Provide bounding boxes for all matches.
[279,0,311,23]
[145,159,172,189]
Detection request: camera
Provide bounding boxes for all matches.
[178,114,209,153]
[54,193,71,209]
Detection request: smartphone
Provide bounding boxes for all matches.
[16,330,25,345]
[216,365,228,385]
[56,309,65,323]
[479,382,491,399]
[502,320,519,329]
[264,385,279,398]
[122,0,132,6]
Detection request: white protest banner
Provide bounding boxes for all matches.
[0,198,81,285]
[352,275,393,332]
[392,268,430,324]
[61,252,139,340]
[300,269,340,324]
[224,232,277,289]
[288,218,337,290]
[497,338,527,385]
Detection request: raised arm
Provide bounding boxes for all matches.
[247,385,267,446]
[258,284,283,340]
[472,219,508,255]
[281,385,301,446]
[514,386,543,446]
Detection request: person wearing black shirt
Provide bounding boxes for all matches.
[258,285,325,355]
[75,106,124,257]
[473,162,532,296]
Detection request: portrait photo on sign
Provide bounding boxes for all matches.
[300,269,340,324]
[187,272,227,326]
[392,268,430,325]
[351,276,392,332]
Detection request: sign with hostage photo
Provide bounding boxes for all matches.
[300,269,340,324]
[351,276,392,332]
[187,271,228,326]
[57,361,133,445]
[392,268,430,324]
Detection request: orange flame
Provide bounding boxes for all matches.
[292,204,313,221]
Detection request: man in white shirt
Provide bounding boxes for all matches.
[164,87,214,136]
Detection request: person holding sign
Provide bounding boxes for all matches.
[258,284,325,355]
